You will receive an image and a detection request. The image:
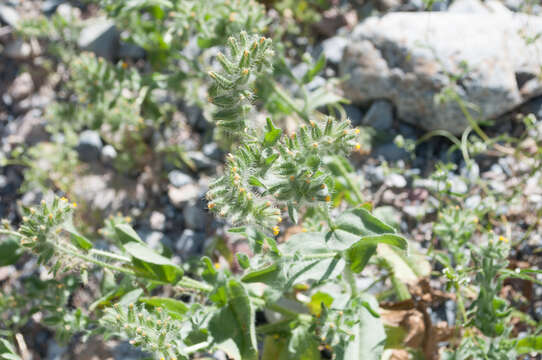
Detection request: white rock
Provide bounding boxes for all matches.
[341,11,542,134]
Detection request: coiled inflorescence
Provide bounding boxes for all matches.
[206,116,361,231]
[102,304,188,360]
[17,197,78,274]
[208,31,274,132]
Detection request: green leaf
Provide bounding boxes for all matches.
[0,238,23,266]
[287,324,321,359]
[307,292,334,316]
[330,207,398,250]
[115,224,144,244]
[264,118,282,147]
[209,280,258,360]
[248,176,266,188]
[288,203,298,224]
[242,264,279,283]
[118,288,144,306]
[303,53,325,84]
[124,242,183,284]
[516,335,542,355]
[64,223,93,250]
[336,295,385,360]
[345,243,377,273]
[345,234,407,273]
[237,253,250,269]
[336,208,396,236]
[139,297,188,319]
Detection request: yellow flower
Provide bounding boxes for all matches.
[72,202,77,208]
[272,226,280,236]
[499,236,509,243]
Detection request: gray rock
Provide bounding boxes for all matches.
[175,229,205,259]
[183,201,207,230]
[321,36,348,64]
[78,17,119,60]
[341,12,542,134]
[4,39,32,59]
[0,5,19,27]
[5,109,48,146]
[7,72,34,100]
[344,104,363,126]
[101,144,117,165]
[168,170,193,188]
[118,41,145,59]
[373,143,409,162]
[362,100,394,130]
[168,183,199,208]
[149,211,166,231]
[45,339,66,360]
[202,142,223,161]
[187,151,216,171]
[385,173,407,188]
[41,0,64,15]
[77,130,103,162]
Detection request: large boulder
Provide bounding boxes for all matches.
[340,11,542,134]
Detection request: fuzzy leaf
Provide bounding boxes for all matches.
[124,242,183,284]
[516,335,542,355]
[139,297,188,319]
[336,295,385,360]
[114,224,144,244]
[0,238,23,266]
[209,280,258,360]
[303,53,325,84]
[64,222,93,250]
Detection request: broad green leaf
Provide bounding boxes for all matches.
[330,207,398,250]
[346,235,407,273]
[262,336,288,360]
[287,324,321,359]
[377,243,430,285]
[336,208,396,236]
[308,292,334,316]
[0,238,23,266]
[124,242,183,284]
[139,297,188,319]
[345,243,377,273]
[209,280,258,360]
[64,222,93,250]
[236,253,250,269]
[336,295,385,360]
[516,335,542,355]
[115,224,144,244]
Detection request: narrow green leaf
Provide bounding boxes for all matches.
[288,203,298,224]
[303,53,325,84]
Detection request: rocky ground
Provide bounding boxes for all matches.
[1,0,542,359]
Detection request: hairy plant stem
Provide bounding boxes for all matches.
[453,281,469,325]
[271,81,309,123]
